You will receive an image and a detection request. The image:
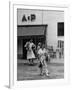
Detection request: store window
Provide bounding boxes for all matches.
[58,40,64,49]
[57,22,64,36]
[57,40,64,57]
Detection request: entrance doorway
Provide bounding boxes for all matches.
[17,25,47,59]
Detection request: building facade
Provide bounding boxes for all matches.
[17,9,64,59]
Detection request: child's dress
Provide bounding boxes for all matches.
[40,53,49,76]
[37,48,49,76]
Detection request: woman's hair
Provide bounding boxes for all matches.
[30,39,33,42]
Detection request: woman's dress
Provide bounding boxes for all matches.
[25,42,36,60]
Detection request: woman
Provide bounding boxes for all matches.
[25,40,36,64]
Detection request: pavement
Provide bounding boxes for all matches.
[17,58,64,64]
[17,58,64,81]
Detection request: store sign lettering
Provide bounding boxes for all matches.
[22,14,36,22]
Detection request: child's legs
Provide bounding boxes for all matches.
[40,67,43,75]
[45,67,49,76]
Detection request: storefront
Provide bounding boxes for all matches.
[17,25,47,59]
[17,9,64,59]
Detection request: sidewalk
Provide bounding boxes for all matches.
[50,58,64,64]
[17,58,64,64]
[17,58,64,80]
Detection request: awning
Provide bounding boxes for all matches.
[17,25,47,36]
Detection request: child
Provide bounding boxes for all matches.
[41,44,49,76]
[37,44,49,76]
[37,43,43,75]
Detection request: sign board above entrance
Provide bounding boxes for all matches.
[17,9,43,25]
[22,14,36,22]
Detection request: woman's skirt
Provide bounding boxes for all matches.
[27,49,35,59]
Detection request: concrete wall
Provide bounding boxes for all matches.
[17,9,64,50]
[43,10,64,49]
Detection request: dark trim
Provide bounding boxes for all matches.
[17,35,45,39]
[17,24,48,27]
